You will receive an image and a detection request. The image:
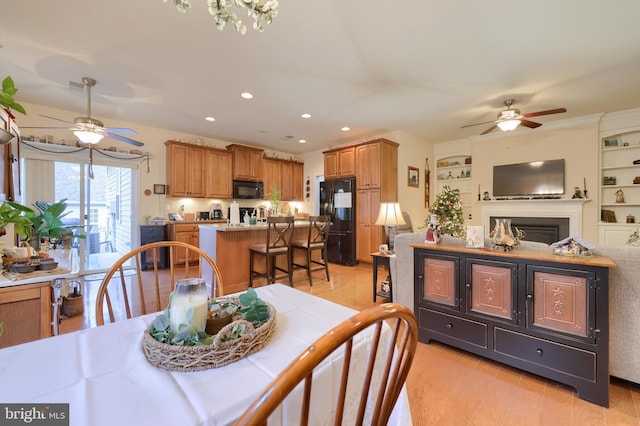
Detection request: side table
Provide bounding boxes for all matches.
[371,251,394,302]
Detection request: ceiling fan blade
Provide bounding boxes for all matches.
[519,119,542,129]
[106,131,144,147]
[481,124,498,135]
[40,114,75,125]
[21,126,74,130]
[105,127,137,135]
[461,119,497,128]
[523,108,567,118]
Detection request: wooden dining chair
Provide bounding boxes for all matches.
[234,303,418,426]
[249,216,295,287]
[95,241,224,326]
[291,215,331,285]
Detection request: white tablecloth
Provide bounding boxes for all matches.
[0,284,412,425]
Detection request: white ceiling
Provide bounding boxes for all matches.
[2,1,640,153]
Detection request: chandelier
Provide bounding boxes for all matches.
[166,0,279,35]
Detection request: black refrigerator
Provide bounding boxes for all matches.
[319,177,357,265]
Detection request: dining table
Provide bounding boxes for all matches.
[0,284,413,425]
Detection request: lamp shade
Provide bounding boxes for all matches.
[497,119,520,132]
[375,202,406,226]
[74,130,104,144]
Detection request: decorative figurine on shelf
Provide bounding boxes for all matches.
[616,189,625,203]
[424,214,441,244]
[572,186,584,199]
[483,191,491,201]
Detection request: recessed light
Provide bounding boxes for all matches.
[241,92,254,99]
[341,127,350,132]
[299,139,306,144]
[301,113,311,119]
[205,116,216,122]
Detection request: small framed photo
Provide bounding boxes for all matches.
[153,184,166,195]
[604,138,619,147]
[465,226,485,248]
[408,166,419,188]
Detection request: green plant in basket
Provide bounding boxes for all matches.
[239,287,270,328]
[149,288,270,346]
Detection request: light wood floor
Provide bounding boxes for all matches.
[62,262,640,425]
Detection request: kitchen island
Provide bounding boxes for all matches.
[200,221,312,294]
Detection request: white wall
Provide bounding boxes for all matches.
[18,101,304,220]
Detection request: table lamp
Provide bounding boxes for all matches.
[375,202,405,253]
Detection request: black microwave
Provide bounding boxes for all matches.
[233,180,264,199]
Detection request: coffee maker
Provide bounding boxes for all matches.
[211,202,223,220]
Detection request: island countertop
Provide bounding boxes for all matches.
[199,221,312,293]
[199,219,311,232]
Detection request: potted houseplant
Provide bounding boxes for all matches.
[267,185,281,215]
[0,76,26,117]
[27,199,85,250]
[0,201,35,240]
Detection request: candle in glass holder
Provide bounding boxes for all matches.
[170,278,208,333]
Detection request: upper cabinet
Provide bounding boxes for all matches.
[263,157,304,201]
[355,138,399,201]
[226,144,264,181]
[324,146,355,179]
[205,148,233,199]
[165,140,206,198]
[356,142,381,189]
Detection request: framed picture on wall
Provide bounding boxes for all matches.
[408,166,419,188]
[153,184,166,194]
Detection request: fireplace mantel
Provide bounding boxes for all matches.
[479,199,591,238]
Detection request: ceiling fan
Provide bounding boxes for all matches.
[461,99,567,135]
[23,77,143,147]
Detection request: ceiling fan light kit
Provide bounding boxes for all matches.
[73,130,104,144]
[22,77,144,147]
[462,98,567,135]
[497,119,520,132]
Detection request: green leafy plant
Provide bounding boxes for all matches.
[27,199,86,245]
[0,76,26,115]
[148,288,270,346]
[238,287,270,328]
[267,185,281,214]
[0,201,35,239]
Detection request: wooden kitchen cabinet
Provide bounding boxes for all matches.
[353,138,399,263]
[205,148,233,199]
[0,281,52,349]
[1,108,22,202]
[227,144,263,181]
[356,142,381,189]
[356,188,383,262]
[165,140,205,197]
[168,223,200,264]
[323,146,355,179]
[263,157,304,201]
[414,244,615,407]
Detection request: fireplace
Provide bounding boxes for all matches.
[490,216,569,245]
[480,199,588,243]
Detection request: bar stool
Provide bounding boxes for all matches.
[292,215,331,286]
[249,216,295,287]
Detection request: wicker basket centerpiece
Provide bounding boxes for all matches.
[142,290,276,372]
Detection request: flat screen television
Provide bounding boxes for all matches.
[493,159,565,197]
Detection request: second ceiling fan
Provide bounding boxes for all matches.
[24,77,143,147]
[462,99,567,135]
